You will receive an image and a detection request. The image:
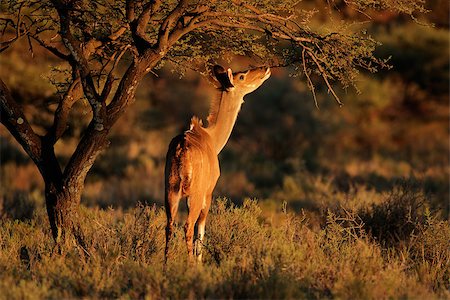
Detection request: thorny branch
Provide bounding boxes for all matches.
[149,1,345,105]
[302,49,319,109]
[307,50,343,106]
[0,0,382,110]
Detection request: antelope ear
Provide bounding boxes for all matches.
[227,68,234,85]
[213,65,234,91]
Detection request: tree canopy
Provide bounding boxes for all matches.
[1,0,427,105]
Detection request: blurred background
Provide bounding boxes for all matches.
[0,0,448,220]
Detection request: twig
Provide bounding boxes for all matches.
[302,48,319,109]
[26,34,34,57]
[101,45,131,100]
[307,50,343,107]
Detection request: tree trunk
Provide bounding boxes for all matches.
[39,127,109,248]
[45,182,84,245]
[37,139,85,248]
[2,54,159,248]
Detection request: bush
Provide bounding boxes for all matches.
[0,197,448,299]
[359,187,427,247]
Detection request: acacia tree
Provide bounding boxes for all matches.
[0,0,425,245]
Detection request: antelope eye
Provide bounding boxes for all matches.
[239,75,245,80]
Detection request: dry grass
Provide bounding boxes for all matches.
[0,185,449,299]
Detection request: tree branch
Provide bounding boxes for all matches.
[126,0,136,22]
[181,18,312,43]
[307,50,343,106]
[137,0,162,35]
[157,0,189,51]
[166,7,314,49]
[46,78,82,144]
[82,26,128,58]
[0,6,32,53]
[100,45,131,100]
[302,48,319,109]
[106,46,165,127]
[0,78,42,164]
[51,0,106,131]
[30,35,70,61]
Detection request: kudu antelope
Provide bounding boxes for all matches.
[164,65,271,262]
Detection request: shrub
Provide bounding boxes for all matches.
[0,197,448,299]
[359,187,427,247]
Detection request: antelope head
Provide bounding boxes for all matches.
[213,65,271,96]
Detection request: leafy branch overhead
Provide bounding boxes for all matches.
[1,0,426,108]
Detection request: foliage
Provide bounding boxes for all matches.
[0,192,449,299]
[0,0,429,128]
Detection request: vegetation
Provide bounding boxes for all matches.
[1,188,449,299]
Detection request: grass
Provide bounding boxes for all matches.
[0,182,449,299]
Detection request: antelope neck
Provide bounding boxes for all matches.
[205,90,244,154]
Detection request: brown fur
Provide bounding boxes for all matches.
[206,90,222,127]
[164,66,271,262]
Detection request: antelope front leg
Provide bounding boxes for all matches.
[194,220,205,262]
[183,221,195,260]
